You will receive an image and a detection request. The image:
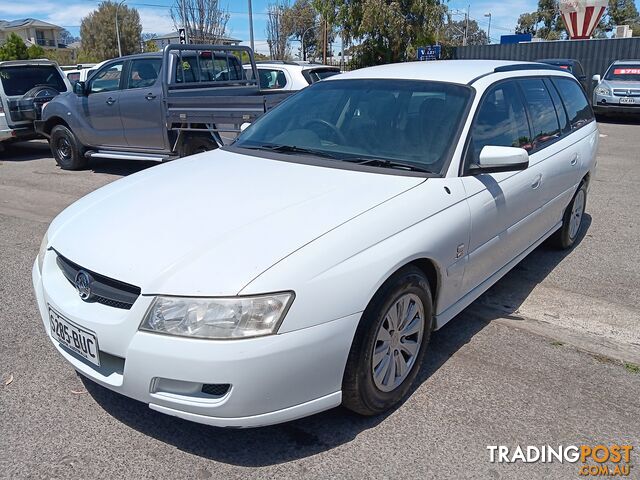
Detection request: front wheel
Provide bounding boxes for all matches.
[342,266,433,416]
[50,125,87,170]
[551,181,587,249]
[179,134,219,157]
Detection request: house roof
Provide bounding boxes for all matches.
[153,31,241,43]
[0,18,62,30]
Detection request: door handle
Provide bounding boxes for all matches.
[145,93,157,100]
[570,153,579,166]
[531,174,542,190]
[105,97,116,105]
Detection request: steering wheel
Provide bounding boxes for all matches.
[302,119,347,145]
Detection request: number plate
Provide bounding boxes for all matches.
[48,306,100,366]
[620,97,636,104]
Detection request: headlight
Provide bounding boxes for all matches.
[37,231,49,273]
[595,86,611,96]
[140,292,294,339]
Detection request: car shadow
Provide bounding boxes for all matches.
[88,158,158,176]
[0,140,50,160]
[80,217,591,466]
[596,115,640,125]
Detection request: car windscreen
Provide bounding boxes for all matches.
[0,65,66,96]
[235,79,471,174]
[605,65,640,81]
[303,68,341,84]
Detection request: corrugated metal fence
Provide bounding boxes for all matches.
[453,37,640,96]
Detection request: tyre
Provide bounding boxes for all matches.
[179,134,219,157]
[342,266,433,416]
[550,181,587,250]
[50,125,87,170]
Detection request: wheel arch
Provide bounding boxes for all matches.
[42,116,70,136]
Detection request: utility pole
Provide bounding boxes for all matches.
[484,13,492,43]
[322,18,327,64]
[115,0,127,57]
[464,5,470,46]
[248,0,255,52]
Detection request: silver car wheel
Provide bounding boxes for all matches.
[372,293,425,392]
[569,189,585,240]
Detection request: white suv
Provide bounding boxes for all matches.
[244,61,340,91]
[33,60,597,428]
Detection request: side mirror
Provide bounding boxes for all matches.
[469,146,529,174]
[240,122,251,132]
[74,81,86,95]
[592,74,601,83]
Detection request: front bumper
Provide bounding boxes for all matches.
[593,95,640,115]
[33,253,360,428]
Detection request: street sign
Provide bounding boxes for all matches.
[178,28,187,44]
[418,45,441,61]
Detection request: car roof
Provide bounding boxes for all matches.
[538,58,579,65]
[612,59,640,65]
[328,60,567,85]
[251,62,339,71]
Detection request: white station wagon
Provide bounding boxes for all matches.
[33,60,598,428]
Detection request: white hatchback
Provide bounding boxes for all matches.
[33,60,598,428]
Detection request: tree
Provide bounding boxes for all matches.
[282,0,320,60]
[266,1,291,60]
[27,44,45,59]
[514,0,566,40]
[170,0,230,44]
[444,18,488,46]
[59,29,80,46]
[325,0,446,65]
[80,1,143,62]
[604,0,640,36]
[0,33,29,61]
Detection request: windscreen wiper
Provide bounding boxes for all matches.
[242,144,341,159]
[344,157,435,174]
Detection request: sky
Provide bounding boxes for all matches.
[0,0,627,55]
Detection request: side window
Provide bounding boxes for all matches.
[468,81,532,164]
[90,62,124,93]
[551,77,594,130]
[127,59,161,89]
[257,69,287,89]
[544,78,569,134]
[518,78,561,150]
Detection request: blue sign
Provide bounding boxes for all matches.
[418,45,441,61]
[500,33,532,44]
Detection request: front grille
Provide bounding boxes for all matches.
[201,383,231,397]
[56,252,141,310]
[613,89,640,97]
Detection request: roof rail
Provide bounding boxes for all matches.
[494,63,566,73]
[256,60,300,66]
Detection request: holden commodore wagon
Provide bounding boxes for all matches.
[33,60,598,428]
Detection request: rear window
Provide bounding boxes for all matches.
[551,77,594,129]
[175,53,245,83]
[0,65,66,96]
[302,68,340,84]
[256,68,287,89]
[605,65,640,81]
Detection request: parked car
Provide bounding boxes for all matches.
[65,61,108,87]
[243,61,341,91]
[35,45,293,169]
[33,60,597,428]
[0,59,71,147]
[592,59,640,116]
[538,58,588,91]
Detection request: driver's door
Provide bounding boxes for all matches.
[80,60,127,148]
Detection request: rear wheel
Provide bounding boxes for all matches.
[50,125,87,170]
[550,181,587,249]
[179,134,219,157]
[342,266,433,416]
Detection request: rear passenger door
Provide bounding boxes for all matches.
[119,58,165,150]
[460,80,549,294]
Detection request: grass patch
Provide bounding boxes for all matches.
[624,362,640,374]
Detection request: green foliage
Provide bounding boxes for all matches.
[144,40,160,53]
[27,44,45,59]
[283,0,321,60]
[80,1,143,62]
[605,0,640,36]
[43,48,77,65]
[443,19,488,46]
[0,33,29,61]
[515,0,566,39]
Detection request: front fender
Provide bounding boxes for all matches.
[240,178,471,333]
